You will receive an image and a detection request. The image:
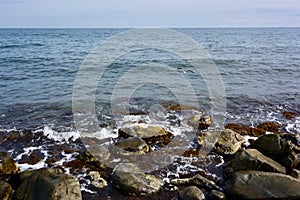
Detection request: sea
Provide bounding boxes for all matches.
[0,28,299,197]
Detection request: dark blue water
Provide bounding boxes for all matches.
[0,28,299,132]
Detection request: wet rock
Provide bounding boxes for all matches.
[225,170,300,199]
[111,163,163,195]
[251,134,295,171]
[226,149,286,174]
[179,186,205,200]
[225,123,268,137]
[188,115,211,130]
[88,171,107,189]
[118,126,174,145]
[13,168,82,200]
[19,149,44,165]
[115,137,150,154]
[0,181,12,200]
[0,156,18,178]
[171,174,220,191]
[291,169,300,180]
[207,190,226,200]
[283,111,297,120]
[257,121,281,133]
[198,129,244,155]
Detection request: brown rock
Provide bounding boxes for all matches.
[0,181,12,200]
[283,111,297,120]
[19,149,43,165]
[257,121,281,133]
[207,190,226,200]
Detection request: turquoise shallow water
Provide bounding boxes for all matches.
[0,28,299,131]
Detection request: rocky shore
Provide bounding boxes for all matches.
[0,109,299,200]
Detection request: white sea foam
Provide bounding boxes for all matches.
[43,125,80,143]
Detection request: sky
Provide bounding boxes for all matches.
[0,0,299,28]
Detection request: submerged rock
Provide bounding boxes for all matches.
[111,163,163,195]
[283,111,297,120]
[198,129,244,155]
[0,181,12,200]
[115,137,149,154]
[118,126,174,145]
[257,121,281,133]
[13,168,82,200]
[179,186,205,200]
[226,149,286,174]
[225,170,300,199]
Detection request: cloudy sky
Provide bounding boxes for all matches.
[0,0,299,27]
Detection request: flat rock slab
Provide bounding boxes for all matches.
[225,170,300,199]
[119,126,174,144]
[112,163,163,195]
[227,148,286,174]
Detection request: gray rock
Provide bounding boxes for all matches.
[179,186,205,200]
[112,163,163,195]
[207,190,226,200]
[188,114,211,130]
[13,168,82,200]
[171,174,220,191]
[198,129,244,155]
[115,137,149,154]
[291,169,300,180]
[0,181,12,200]
[227,149,286,174]
[118,126,173,144]
[225,170,300,199]
[251,134,292,160]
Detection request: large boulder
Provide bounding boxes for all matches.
[118,126,173,145]
[0,181,12,200]
[111,163,163,195]
[13,168,82,200]
[198,129,245,155]
[251,134,296,173]
[225,170,300,199]
[226,149,286,174]
[179,186,205,200]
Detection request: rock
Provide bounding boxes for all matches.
[88,171,107,188]
[111,163,163,195]
[291,169,300,179]
[257,121,281,133]
[283,111,297,120]
[226,149,286,174]
[207,190,226,200]
[19,149,43,165]
[118,126,174,145]
[179,186,205,200]
[0,181,12,200]
[115,137,150,154]
[171,174,221,191]
[13,168,82,200]
[0,156,18,177]
[188,115,211,130]
[198,129,244,155]
[225,123,266,137]
[225,170,300,199]
[251,134,295,171]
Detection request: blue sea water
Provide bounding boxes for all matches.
[0,28,299,132]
